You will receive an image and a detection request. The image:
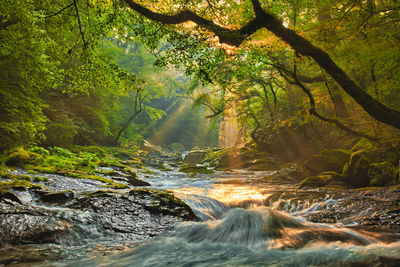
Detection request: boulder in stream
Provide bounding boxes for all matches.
[40,190,75,204]
[299,172,344,189]
[368,162,397,186]
[304,149,352,174]
[127,175,150,186]
[0,189,22,204]
[184,150,207,164]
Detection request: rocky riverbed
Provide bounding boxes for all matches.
[1,147,400,266]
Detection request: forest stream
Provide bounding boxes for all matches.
[2,150,400,266]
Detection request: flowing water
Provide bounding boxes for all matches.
[3,154,400,266]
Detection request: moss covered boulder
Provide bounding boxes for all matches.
[179,164,214,174]
[184,150,207,164]
[299,172,343,189]
[351,138,400,165]
[0,189,22,204]
[342,151,371,187]
[368,162,396,187]
[5,148,44,167]
[129,189,198,220]
[0,180,46,191]
[304,149,352,174]
[40,190,74,203]
[127,176,150,186]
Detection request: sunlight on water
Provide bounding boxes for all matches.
[64,207,400,267]
[172,184,271,207]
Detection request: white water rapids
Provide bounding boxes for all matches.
[57,166,400,267]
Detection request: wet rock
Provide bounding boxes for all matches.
[352,138,400,165]
[127,175,150,186]
[128,189,198,221]
[368,162,397,187]
[0,202,71,246]
[179,164,214,174]
[40,190,74,203]
[299,172,343,189]
[184,151,207,164]
[0,189,22,204]
[169,142,185,152]
[343,151,371,187]
[245,158,281,171]
[304,149,352,174]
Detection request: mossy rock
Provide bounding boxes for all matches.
[5,148,44,167]
[368,162,396,187]
[0,180,46,191]
[129,189,198,220]
[304,149,352,174]
[0,169,18,180]
[69,145,106,157]
[351,138,374,152]
[178,164,214,174]
[299,172,342,189]
[86,190,119,198]
[352,139,400,165]
[127,175,150,186]
[245,158,280,171]
[40,190,74,203]
[342,151,371,187]
[123,166,138,177]
[0,189,22,204]
[184,150,207,164]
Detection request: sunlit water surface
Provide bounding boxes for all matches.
[46,164,400,267]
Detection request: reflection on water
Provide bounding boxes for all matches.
[172,184,271,206]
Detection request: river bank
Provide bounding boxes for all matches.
[1,145,400,266]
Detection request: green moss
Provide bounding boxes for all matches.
[299,172,342,189]
[30,165,58,174]
[129,189,198,220]
[69,145,106,157]
[29,146,50,157]
[103,182,129,189]
[86,190,119,198]
[368,161,396,187]
[204,149,224,166]
[179,164,214,174]
[0,189,22,204]
[28,169,38,175]
[5,148,44,167]
[0,169,18,180]
[123,167,138,177]
[351,138,374,152]
[33,176,49,182]
[304,149,352,174]
[342,151,371,187]
[0,180,46,191]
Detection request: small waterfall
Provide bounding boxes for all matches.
[64,207,400,267]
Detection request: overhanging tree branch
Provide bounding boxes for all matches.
[278,67,379,142]
[123,0,400,130]
[73,0,87,47]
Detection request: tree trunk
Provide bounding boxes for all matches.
[113,110,142,144]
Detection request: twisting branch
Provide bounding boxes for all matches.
[73,0,87,47]
[42,3,74,18]
[277,68,379,141]
[123,0,400,130]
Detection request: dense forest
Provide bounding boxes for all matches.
[2,0,400,266]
